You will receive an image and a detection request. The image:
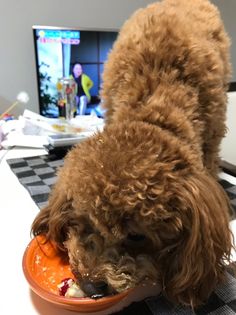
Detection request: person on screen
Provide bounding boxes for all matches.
[71,63,94,115]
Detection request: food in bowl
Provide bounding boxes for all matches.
[22,236,133,312]
[58,278,86,298]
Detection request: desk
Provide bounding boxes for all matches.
[0,148,236,315]
[0,148,80,315]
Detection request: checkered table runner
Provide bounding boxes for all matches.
[6,154,236,314]
[6,154,236,215]
[7,154,64,209]
[115,267,236,315]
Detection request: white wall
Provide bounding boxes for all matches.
[212,0,236,81]
[0,0,153,115]
[221,92,236,165]
[211,0,236,165]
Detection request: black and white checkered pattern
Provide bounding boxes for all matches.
[112,267,236,315]
[6,155,236,216]
[146,269,236,315]
[7,154,63,208]
[6,155,236,314]
[220,180,236,217]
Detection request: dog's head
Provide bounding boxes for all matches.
[32,121,233,306]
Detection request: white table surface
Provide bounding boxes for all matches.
[0,148,78,315]
[0,147,236,315]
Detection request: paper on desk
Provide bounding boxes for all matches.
[1,110,104,149]
[1,132,48,149]
[21,109,104,135]
[21,110,73,135]
[70,112,104,132]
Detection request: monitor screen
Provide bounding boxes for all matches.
[33,26,118,118]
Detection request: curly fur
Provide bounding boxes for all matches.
[32,0,234,307]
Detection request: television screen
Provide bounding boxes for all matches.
[33,26,118,118]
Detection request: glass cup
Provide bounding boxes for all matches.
[56,78,77,120]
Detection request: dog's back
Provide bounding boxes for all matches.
[101,0,231,175]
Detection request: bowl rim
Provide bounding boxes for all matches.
[22,236,131,307]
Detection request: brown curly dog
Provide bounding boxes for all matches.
[32,0,234,307]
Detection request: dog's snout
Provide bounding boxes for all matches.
[80,280,108,299]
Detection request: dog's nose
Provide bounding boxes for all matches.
[80,280,108,299]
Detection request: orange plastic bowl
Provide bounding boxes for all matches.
[22,235,131,312]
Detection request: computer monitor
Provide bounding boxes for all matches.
[33,26,118,117]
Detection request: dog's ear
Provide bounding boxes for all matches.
[31,185,72,251]
[160,171,233,307]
